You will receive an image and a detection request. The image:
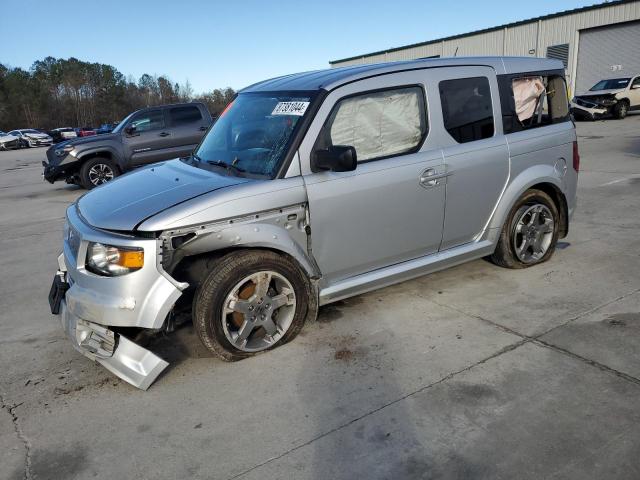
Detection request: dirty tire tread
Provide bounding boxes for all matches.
[79,157,118,190]
[490,189,560,269]
[193,250,315,362]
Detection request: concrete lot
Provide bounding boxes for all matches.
[1,116,639,480]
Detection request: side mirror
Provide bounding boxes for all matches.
[631,84,640,90]
[311,145,357,172]
[125,125,136,135]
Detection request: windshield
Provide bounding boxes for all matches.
[112,112,135,133]
[590,78,630,91]
[22,129,41,134]
[192,92,315,177]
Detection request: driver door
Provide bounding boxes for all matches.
[122,109,173,166]
[299,71,446,286]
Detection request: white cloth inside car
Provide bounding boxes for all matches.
[513,77,545,122]
[329,89,422,161]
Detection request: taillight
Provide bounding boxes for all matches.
[572,141,580,173]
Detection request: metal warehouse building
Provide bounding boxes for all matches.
[330,0,640,96]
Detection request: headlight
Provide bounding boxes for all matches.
[86,242,144,276]
[55,145,74,156]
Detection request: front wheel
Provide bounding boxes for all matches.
[79,157,119,189]
[490,189,560,269]
[193,250,314,361]
[613,101,628,119]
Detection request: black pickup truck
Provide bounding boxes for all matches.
[43,102,213,189]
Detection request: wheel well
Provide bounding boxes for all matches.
[529,182,569,238]
[170,246,314,292]
[78,151,120,172]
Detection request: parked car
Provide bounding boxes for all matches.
[571,75,640,120]
[48,57,578,389]
[96,123,118,134]
[49,127,77,143]
[0,130,21,150]
[8,129,53,147]
[75,127,97,137]
[43,102,212,189]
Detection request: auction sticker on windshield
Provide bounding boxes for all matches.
[271,101,310,116]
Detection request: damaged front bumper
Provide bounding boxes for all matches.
[59,295,168,390]
[51,205,187,390]
[570,99,609,120]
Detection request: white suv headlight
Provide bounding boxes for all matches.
[86,242,144,276]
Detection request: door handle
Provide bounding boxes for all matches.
[419,168,440,188]
[159,132,170,137]
[419,168,451,188]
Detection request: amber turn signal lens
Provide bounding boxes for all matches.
[117,250,144,268]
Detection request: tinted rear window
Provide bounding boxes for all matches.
[170,106,203,125]
[439,77,494,144]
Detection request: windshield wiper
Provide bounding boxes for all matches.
[206,159,246,174]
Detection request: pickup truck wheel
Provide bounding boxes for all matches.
[193,250,312,361]
[490,189,559,269]
[613,101,629,119]
[80,157,119,189]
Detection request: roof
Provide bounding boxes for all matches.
[330,0,636,65]
[241,57,564,93]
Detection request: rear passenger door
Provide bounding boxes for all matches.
[167,105,210,157]
[427,67,510,250]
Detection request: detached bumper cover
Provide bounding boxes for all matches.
[52,206,188,389]
[59,298,168,390]
[570,100,609,119]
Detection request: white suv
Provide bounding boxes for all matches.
[571,76,640,120]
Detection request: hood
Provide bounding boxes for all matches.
[25,132,50,139]
[78,159,250,231]
[67,132,118,147]
[0,133,18,142]
[578,88,623,97]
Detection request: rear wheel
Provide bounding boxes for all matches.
[490,189,559,269]
[193,250,314,361]
[79,157,119,189]
[613,101,629,119]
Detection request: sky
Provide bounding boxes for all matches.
[1,0,601,93]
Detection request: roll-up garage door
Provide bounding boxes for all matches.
[576,21,640,94]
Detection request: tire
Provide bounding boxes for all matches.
[193,250,314,361]
[613,101,628,119]
[490,189,560,269]
[79,157,119,189]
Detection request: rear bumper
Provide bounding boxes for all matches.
[59,297,168,390]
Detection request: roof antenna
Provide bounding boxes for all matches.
[454,46,459,57]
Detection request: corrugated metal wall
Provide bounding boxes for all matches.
[576,20,640,92]
[330,1,640,93]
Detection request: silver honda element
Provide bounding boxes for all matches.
[49,57,578,389]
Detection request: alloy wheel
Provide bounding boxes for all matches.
[512,204,555,263]
[221,271,296,352]
[88,163,115,186]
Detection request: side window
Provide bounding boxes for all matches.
[169,106,203,126]
[130,110,165,132]
[315,86,427,162]
[509,74,569,131]
[439,77,494,143]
